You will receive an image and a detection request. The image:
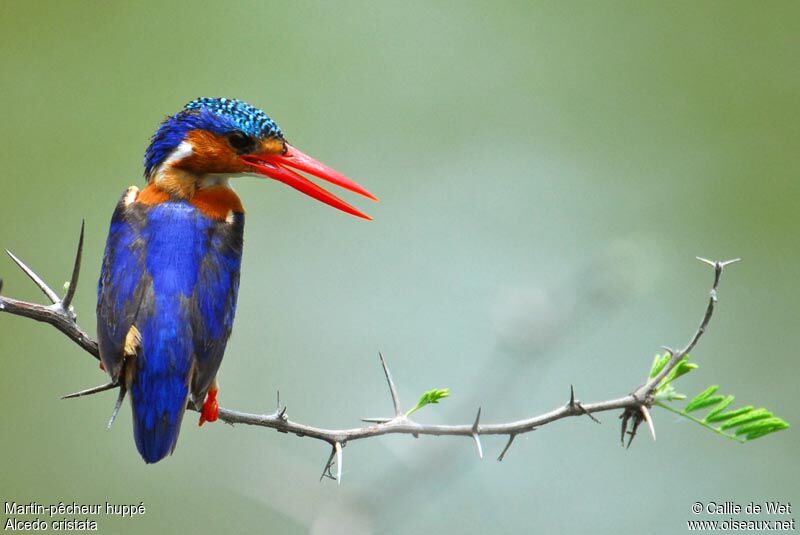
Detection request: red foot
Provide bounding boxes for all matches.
[99,361,106,372]
[198,388,219,427]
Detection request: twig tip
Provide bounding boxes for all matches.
[720,258,741,267]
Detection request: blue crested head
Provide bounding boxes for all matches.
[144,97,283,178]
[139,96,376,219]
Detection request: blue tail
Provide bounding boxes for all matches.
[130,361,190,464]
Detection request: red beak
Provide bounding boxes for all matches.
[241,144,378,220]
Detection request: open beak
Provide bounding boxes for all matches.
[241,144,378,220]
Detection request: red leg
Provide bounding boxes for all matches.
[198,387,219,426]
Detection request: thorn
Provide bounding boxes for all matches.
[620,410,630,446]
[719,258,741,268]
[378,352,402,417]
[626,413,642,449]
[472,433,483,460]
[471,407,483,459]
[62,381,118,399]
[659,346,675,356]
[577,402,601,424]
[695,256,716,267]
[472,407,482,431]
[497,434,517,462]
[320,446,336,482]
[0,278,4,294]
[107,384,126,430]
[335,441,343,484]
[61,221,84,311]
[361,417,392,423]
[273,391,287,420]
[640,405,656,441]
[5,249,60,305]
[567,385,599,423]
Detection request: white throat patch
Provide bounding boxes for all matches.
[154,141,194,184]
[198,175,234,189]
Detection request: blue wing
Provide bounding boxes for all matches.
[97,188,243,463]
[97,188,148,383]
[189,211,244,403]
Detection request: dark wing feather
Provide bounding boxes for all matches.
[96,188,149,383]
[189,212,244,404]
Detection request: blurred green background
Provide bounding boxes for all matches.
[1,1,797,533]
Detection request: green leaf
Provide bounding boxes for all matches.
[654,384,686,402]
[650,353,698,385]
[720,408,771,430]
[685,385,720,412]
[651,354,699,402]
[741,419,790,441]
[704,395,735,422]
[668,360,698,382]
[648,354,789,443]
[649,353,671,379]
[705,404,753,424]
[688,395,727,412]
[658,387,789,443]
[406,388,450,417]
[735,417,787,437]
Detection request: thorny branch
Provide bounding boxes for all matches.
[0,224,738,482]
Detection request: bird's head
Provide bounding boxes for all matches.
[144,97,376,219]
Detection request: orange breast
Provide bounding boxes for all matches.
[136,183,170,205]
[190,186,244,220]
[136,183,243,221]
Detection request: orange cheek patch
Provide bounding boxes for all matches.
[177,130,251,175]
[191,187,244,220]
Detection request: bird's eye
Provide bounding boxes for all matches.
[227,132,256,154]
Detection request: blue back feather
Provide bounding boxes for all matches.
[130,203,208,462]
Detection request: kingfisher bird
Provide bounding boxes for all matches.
[96,97,376,463]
